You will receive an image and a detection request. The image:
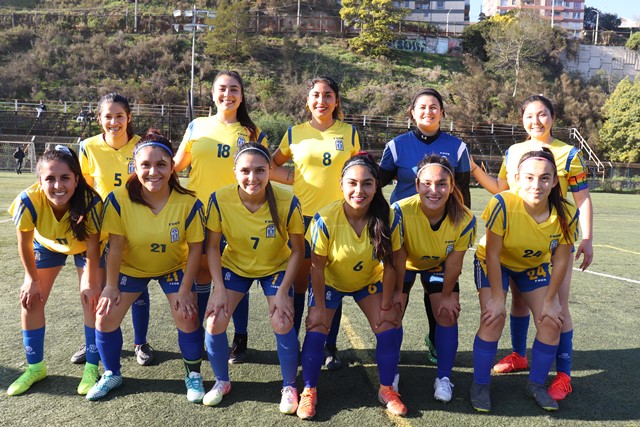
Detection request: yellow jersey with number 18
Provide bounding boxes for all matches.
[475,189,579,272]
[79,134,141,199]
[206,184,304,278]
[279,121,360,217]
[179,117,268,204]
[102,186,205,277]
[306,200,401,292]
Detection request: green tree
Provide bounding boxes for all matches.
[203,0,253,60]
[626,33,640,51]
[584,7,621,31]
[340,0,409,57]
[599,77,640,162]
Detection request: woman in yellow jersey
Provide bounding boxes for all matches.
[272,76,360,369]
[392,154,476,403]
[87,131,205,403]
[471,95,593,400]
[471,148,579,412]
[296,153,405,420]
[175,71,268,364]
[202,143,304,413]
[7,145,102,397]
[76,93,155,367]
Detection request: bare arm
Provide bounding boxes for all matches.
[97,234,126,315]
[571,188,594,270]
[173,147,192,173]
[482,230,507,326]
[270,148,294,185]
[17,229,41,309]
[470,156,509,194]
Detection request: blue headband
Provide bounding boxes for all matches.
[54,144,72,156]
[134,141,173,157]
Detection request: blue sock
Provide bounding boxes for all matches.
[530,339,558,385]
[556,330,573,376]
[96,328,123,375]
[231,292,249,335]
[395,327,404,375]
[23,327,45,365]
[473,335,498,385]
[375,329,399,387]
[84,325,100,365]
[435,324,458,379]
[275,329,299,387]
[206,331,229,381]
[301,331,327,388]
[293,293,306,336]
[178,328,204,361]
[510,314,530,357]
[325,302,342,348]
[195,282,211,326]
[132,289,150,345]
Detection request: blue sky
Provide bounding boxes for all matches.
[470,0,639,23]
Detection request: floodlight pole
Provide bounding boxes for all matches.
[190,4,196,111]
[594,11,600,45]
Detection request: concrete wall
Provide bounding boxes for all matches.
[562,45,640,82]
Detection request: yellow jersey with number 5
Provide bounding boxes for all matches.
[476,189,579,272]
[102,186,205,277]
[279,121,360,217]
[206,184,304,278]
[306,200,401,292]
[79,134,141,199]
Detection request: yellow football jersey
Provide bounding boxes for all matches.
[206,184,304,278]
[498,139,589,196]
[9,183,102,255]
[102,186,205,277]
[306,200,401,292]
[278,121,360,216]
[79,134,141,199]
[476,189,579,272]
[392,194,476,272]
[179,116,268,203]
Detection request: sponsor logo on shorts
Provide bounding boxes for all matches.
[120,276,127,286]
[225,271,231,281]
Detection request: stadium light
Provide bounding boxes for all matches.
[172,5,216,113]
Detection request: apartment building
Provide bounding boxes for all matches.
[482,0,585,33]
[397,0,470,34]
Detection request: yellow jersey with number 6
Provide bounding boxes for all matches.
[306,200,401,292]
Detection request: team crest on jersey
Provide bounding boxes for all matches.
[266,224,276,238]
[446,244,454,255]
[237,136,246,146]
[128,161,135,175]
[335,138,344,151]
[170,227,179,243]
[549,239,559,250]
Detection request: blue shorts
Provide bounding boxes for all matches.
[308,282,382,309]
[303,215,312,259]
[473,257,550,293]
[403,263,460,294]
[222,268,292,297]
[33,240,107,269]
[117,269,195,294]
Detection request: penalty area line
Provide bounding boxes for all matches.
[341,314,412,427]
[574,268,640,284]
[593,244,640,256]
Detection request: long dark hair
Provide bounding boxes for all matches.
[521,94,555,141]
[307,76,344,121]
[341,152,393,266]
[517,148,573,242]
[36,145,100,242]
[233,142,282,236]
[415,154,466,226]
[97,93,135,141]
[407,88,446,121]
[127,129,196,207]
[213,71,259,142]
